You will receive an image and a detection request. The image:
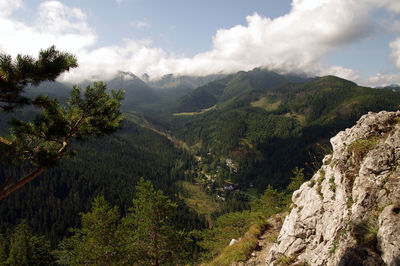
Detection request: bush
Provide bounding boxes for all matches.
[348,138,378,164]
[353,221,379,251]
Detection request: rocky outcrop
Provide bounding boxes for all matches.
[266,111,400,266]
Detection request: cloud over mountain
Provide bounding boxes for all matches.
[0,0,399,84]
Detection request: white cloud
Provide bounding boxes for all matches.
[130,20,150,30]
[367,0,400,13]
[390,37,400,68]
[0,0,21,17]
[0,0,96,57]
[318,66,359,81]
[142,0,373,77]
[62,40,167,81]
[1,0,400,84]
[362,72,400,87]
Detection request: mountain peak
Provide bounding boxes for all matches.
[309,75,358,88]
[116,71,141,81]
[141,73,150,82]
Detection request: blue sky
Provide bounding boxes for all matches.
[1,0,400,86]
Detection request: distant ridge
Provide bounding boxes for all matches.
[171,68,307,113]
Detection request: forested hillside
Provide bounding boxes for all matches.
[0,119,205,246]
[167,73,400,191]
[171,68,307,113]
[1,67,400,265]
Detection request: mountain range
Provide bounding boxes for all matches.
[1,66,400,263]
[22,68,400,190]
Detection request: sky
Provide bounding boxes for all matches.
[1,0,400,86]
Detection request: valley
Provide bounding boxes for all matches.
[1,67,400,264]
[1,1,400,264]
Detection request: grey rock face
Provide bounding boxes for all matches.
[266,111,400,266]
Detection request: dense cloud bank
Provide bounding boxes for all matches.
[1,0,400,85]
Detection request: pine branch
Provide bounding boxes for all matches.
[0,175,13,192]
[0,136,10,145]
[0,115,82,200]
[0,167,45,200]
[0,78,124,200]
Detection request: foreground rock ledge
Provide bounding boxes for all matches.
[266,111,400,266]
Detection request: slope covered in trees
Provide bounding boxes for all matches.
[167,73,400,191]
[2,62,400,265]
[170,68,307,113]
[0,119,206,245]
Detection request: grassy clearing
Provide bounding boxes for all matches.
[284,112,306,124]
[206,219,269,266]
[173,105,216,116]
[205,212,287,266]
[251,96,281,112]
[178,181,220,225]
[242,188,259,199]
[239,138,254,149]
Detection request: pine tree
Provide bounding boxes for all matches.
[0,234,8,264]
[287,167,305,193]
[121,178,190,265]
[7,221,31,266]
[57,196,123,266]
[0,47,124,200]
[0,46,77,112]
[250,185,286,217]
[5,221,55,266]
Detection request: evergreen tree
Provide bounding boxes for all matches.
[0,47,124,200]
[0,234,8,265]
[7,221,31,266]
[250,185,286,217]
[121,178,190,265]
[0,46,77,112]
[5,221,55,266]
[28,236,55,266]
[57,196,123,266]
[287,167,306,193]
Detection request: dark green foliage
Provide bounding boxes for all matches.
[1,82,124,168]
[0,235,8,264]
[250,185,287,217]
[0,221,55,266]
[1,67,400,264]
[120,178,190,265]
[0,47,124,201]
[246,113,301,143]
[56,180,190,265]
[287,167,306,193]
[169,73,400,191]
[58,196,123,265]
[0,119,205,245]
[172,69,305,113]
[0,46,77,112]
[172,81,223,112]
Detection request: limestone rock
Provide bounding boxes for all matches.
[230,238,239,246]
[266,111,400,265]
